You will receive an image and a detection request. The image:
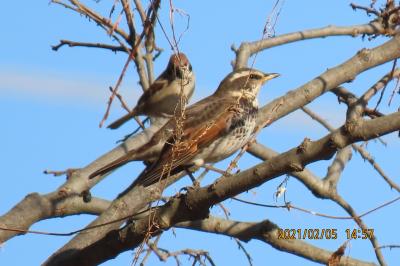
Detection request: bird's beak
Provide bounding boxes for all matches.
[262,73,280,83]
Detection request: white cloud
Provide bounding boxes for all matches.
[0,66,140,106]
[278,108,345,129]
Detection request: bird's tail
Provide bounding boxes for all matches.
[89,128,169,179]
[88,153,133,179]
[107,113,134,129]
[117,163,187,198]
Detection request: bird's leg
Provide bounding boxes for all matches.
[202,164,232,177]
[133,116,146,129]
[116,117,149,143]
[185,167,200,187]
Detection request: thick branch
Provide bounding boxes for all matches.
[235,21,386,68]
[2,33,397,262]
[43,111,400,265]
[347,68,400,122]
[0,193,109,243]
[42,171,187,266]
[257,34,400,129]
[302,106,400,193]
[247,140,387,263]
[1,0,162,252]
[248,143,331,199]
[0,118,168,243]
[176,217,376,266]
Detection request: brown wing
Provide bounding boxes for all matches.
[135,73,171,112]
[107,71,170,129]
[131,97,237,187]
[91,95,234,181]
[88,148,138,179]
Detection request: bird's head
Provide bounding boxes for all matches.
[215,68,279,99]
[167,52,193,79]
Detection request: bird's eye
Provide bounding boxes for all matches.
[189,64,192,72]
[249,74,261,80]
[175,68,183,79]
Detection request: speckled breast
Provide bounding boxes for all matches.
[194,101,258,163]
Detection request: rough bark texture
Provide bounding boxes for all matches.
[3,2,400,266]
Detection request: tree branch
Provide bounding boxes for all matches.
[235,21,387,68]
[302,106,400,193]
[0,193,109,242]
[42,110,400,265]
[257,34,400,128]
[3,32,399,263]
[51,39,126,52]
[176,216,376,266]
[52,0,130,43]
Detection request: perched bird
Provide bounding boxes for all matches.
[91,68,279,187]
[107,52,195,129]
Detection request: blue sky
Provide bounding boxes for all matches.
[1,1,400,265]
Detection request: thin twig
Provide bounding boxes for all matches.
[232,196,400,220]
[43,168,78,177]
[234,239,253,266]
[388,76,400,106]
[334,194,386,265]
[375,59,398,110]
[51,39,126,52]
[109,86,131,113]
[99,0,161,128]
[350,3,380,16]
[376,245,400,250]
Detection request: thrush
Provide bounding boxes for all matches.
[90,68,279,187]
[107,52,195,129]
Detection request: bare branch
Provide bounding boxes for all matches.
[5,5,400,266]
[248,142,331,199]
[301,106,400,192]
[257,34,400,129]
[350,3,380,16]
[235,21,386,68]
[362,68,400,104]
[176,216,376,266]
[148,240,215,266]
[377,245,400,250]
[99,0,161,127]
[323,147,352,187]
[0,193,109,243]
[333,194,386,265]
[3,33,398,264]
[134,0,147,23]
[42,110,400,265]
[51,39,126,53]
[331,86,384,119]
[374,60,398,110]
[42,170,188,266]
[120,0,136,44]
[233,239,253,266]
[354,145,400,192]
[52,0,130,42]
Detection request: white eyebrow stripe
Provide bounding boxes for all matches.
[230,71,251,80]
[229,70,253,80]
[228,70,263,81]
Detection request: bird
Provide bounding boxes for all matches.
[90,68,279,187]
[107,52,195,129]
